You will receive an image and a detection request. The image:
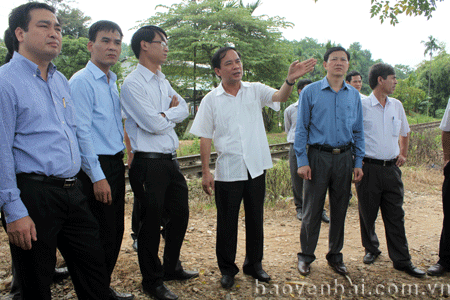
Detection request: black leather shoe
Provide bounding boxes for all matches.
[164,270,199,281]
[363,252,380,264]
[328,261,348,275]
[132,239,138,252]
[296,210,302,221]
[321,211,330,223]
[143,284,178,300]
[220,275,234,289]
[52,267,70,283]
[394,263,426,278]
[297,261,310,276]
[427,263,447,276]
[243,268,271,282]
[109,287,134,300]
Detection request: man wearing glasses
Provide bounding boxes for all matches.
[120,25,198,300]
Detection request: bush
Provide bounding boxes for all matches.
[265,159,292,204]
[407,128,442,167]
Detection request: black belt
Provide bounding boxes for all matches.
[309,144,352,154]
[363,157,397,167]
[18,173,77,188]
[99,151,124,159]
[134,152,177,160]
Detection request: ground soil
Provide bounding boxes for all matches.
[0,166,447,300]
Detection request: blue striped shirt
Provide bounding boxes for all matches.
[0,52,81,223]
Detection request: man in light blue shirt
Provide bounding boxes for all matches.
[294,46,365,276]
[0,3,109,299]
[69,20,134,300]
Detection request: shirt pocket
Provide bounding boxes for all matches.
[392,119,401,137]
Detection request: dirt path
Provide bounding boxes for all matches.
[0,167,447,299]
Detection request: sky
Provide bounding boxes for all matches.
[1,0,449,69]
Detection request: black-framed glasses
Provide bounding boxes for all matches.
[148,41,169,49]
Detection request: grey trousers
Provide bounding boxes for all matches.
[298,147,352,264]
[355,162,411,267]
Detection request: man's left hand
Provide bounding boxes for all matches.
[396,155,406,167]
[287,58,317,82]
[93,179,112,205]
[352,168,363,183]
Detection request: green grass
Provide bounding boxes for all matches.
[406,112,439,125]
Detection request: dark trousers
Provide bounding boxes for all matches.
[355,162,411,266]
[78,153,125,282]
[439,163,450,268]
[129,157,189,289]
[215,172,266,276]
[10,175,109,300]
[298,147,352,264]
[131,195,141,240]
[289,144,304,212]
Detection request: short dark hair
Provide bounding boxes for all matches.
[4,28,14,63]
[88,20,123,42]
[297,79,312,91]
[131,25,167,59]
[345,70,361,83]
[7,2,56,55]
[324,46,350,62]
[211,46,241,70]
[368,63,395,90]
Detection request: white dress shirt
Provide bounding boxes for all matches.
[120,64,189,153]
[190,81,278,181]
[440,97,450,131]
[361,93,410,160]
[284,101,298,144]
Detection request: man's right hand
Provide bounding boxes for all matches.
[202,172,215,196]
[297,166,312,180]
[169,95,179,108]
[7,216,37,250]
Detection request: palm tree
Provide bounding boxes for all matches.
[421,35,441,97]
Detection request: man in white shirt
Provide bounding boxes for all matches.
[190,46,316,289]
[120,25,198,300]
[346,70,367,99]
[356,63,425,277]
[284,80,329,222]
[428,97,450,276]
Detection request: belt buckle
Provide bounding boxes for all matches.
[332,148,341,155]
[63,178,76,188]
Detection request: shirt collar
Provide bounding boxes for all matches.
[86,60,117,82]
[12,51,57,78]
[368,93,392,107]
[216,81,250,96]
[136,63,165,82]
[320,76,349,91]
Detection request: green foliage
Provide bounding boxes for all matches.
[0,40,7,66]
[265,160,292,204]
[44,0,91,38]
[406,112,439,124]
[416,51,450,116]
[407,128,442,166]
[53,37,90,79]
[392,77,426,113]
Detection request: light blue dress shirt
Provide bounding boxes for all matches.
[0,52,81,223]
[294,76,365,168]
[70,61,124,183]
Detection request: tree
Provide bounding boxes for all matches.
[0,40,7,66]
[140,0,293,131]
[314,0,444,25]
[43,0,91,38]
[416,50,450,116]
[421,35,442,98]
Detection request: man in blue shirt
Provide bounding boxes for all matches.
[69,21,134,300]
[0,3,109,299]
[294,46,365,276]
